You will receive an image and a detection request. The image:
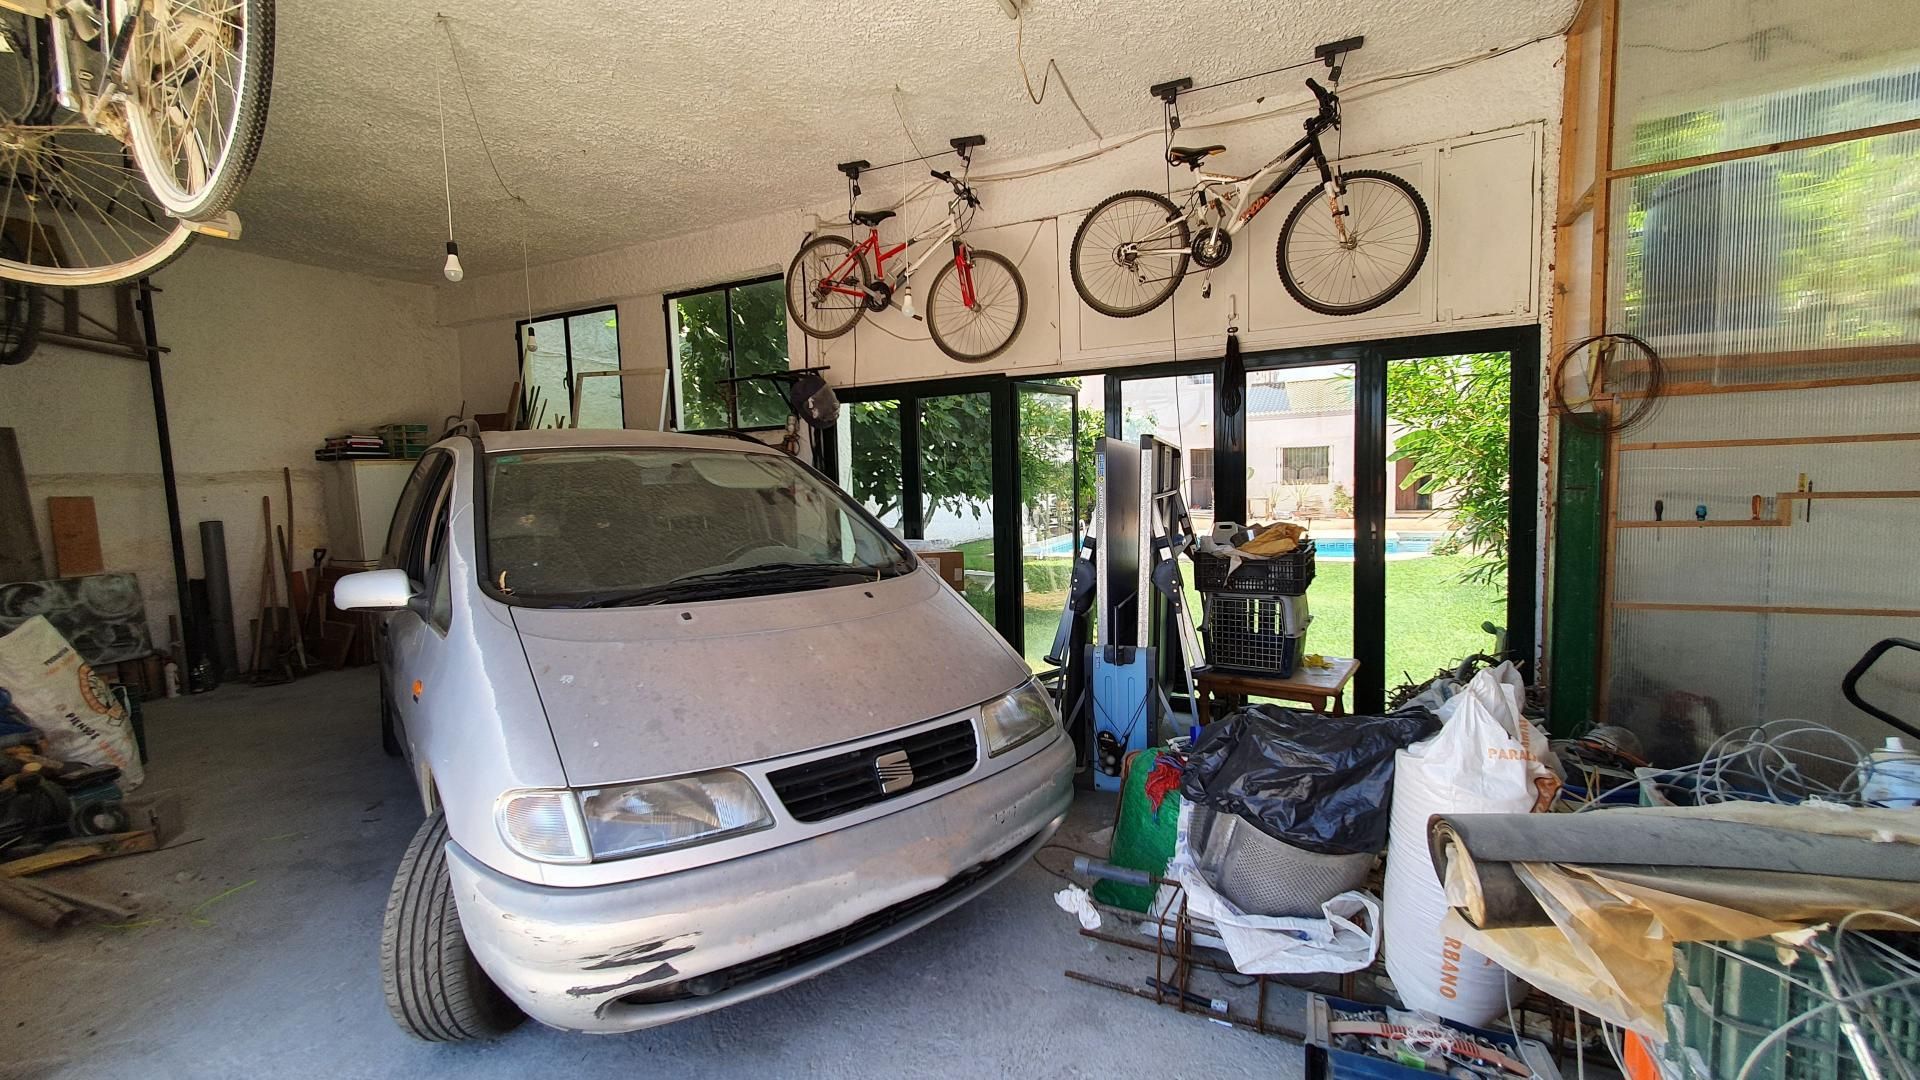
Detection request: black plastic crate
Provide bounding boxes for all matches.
[1203,594,1305,677]
[1192,540,1316,595]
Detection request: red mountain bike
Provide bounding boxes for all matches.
[786,169,1027,363]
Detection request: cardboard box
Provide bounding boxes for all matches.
[914,549,966,592]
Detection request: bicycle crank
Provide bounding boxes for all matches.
[1191,227,1232,269]
[863,280,893,313]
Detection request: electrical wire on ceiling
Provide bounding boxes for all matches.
[1012,9,1104,140]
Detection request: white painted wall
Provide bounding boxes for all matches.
[440,38,1564,397]
[0,245,460,659]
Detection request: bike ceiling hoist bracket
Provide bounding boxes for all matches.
[1145,35,1366,130]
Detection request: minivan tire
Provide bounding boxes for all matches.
[380,813,524,1041]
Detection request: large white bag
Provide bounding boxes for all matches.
[0,616,143,789]
[1382,663,1550,1023]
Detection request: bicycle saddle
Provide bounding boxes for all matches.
[1167,144,1227,168]
[852,209,896,227]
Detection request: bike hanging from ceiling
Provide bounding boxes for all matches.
[787,135,1029,364]
[1069,37,1433,321]
[0,0,274,289]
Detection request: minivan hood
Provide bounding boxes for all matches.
[507,567,1031,787]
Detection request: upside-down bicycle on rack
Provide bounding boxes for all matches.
[1070,78,1430,320]
[0,0,273,287]
[786,164,1027,363]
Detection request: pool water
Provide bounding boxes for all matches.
[1021,531,1444,559]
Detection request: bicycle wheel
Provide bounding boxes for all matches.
[927,248,1026,362]
[0,13,196,286]
[1276,169,1431,316]
[0,241,43,365]
[785,235,870,340]
[1069,189,1189,318]
[123,0,276,221]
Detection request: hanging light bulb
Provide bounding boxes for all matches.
[524,323,539,353]
[435,54,464,285]
[443,240,464,282]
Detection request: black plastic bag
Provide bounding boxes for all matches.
[1180,704,1439,856]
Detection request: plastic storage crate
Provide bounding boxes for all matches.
[376,424,431,459]
[1203,593,1306,676]
[1192,540,1316,595]
[1304,994,1559,1079]
[1666,938,1920,1080]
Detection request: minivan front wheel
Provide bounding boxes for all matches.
[380,813,524,1041]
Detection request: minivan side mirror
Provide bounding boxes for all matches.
[334,568,416,612]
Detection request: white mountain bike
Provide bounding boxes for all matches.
[0,0,273,287]
[1070,79,1430,319]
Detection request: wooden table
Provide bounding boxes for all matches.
[1194,657,1361,720]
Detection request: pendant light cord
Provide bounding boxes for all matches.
[437,66,453,243]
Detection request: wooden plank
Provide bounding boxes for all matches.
[0,829,158,877]
[46,495,104,575]
[1613,601,1920,619]
[1618,342,1920,377]
[1618,432,1920,452]
[1549,4,1592,355]
[1616,519,1787,529]
[1607,117,1920,181]
[1586,0,1619,338]
[0,428,45,582]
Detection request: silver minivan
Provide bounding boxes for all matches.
[335,430,1073,1039]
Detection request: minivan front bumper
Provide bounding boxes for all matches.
[444,731,1074,1033]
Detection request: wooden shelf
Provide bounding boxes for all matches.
[1615,489,1920,529]
[1618,432,1920,452]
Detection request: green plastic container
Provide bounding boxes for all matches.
[1664,937,1919,1080]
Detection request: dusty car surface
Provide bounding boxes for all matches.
[334,430,1073,1039]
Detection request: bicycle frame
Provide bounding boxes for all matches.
[0,0,136,125]
[1137,120,1340,259]
[817,207,980,309]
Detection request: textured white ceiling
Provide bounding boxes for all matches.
[229,0,1575,283]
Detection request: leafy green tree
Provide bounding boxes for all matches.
[670,281,790,429]
[1387,353,1512,587]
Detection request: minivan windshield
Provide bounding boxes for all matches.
[483,447,916,607]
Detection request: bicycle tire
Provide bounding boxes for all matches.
[124,0,275,221]
[1276,169,1430,317]
[1069,189,1189,318]
[785,234,870,340]
[926,248,1026,362]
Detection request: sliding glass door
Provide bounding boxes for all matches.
[834,379,1084,667]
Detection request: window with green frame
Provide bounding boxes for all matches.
[666,276,788,430]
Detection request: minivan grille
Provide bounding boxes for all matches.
[766,719,977,823]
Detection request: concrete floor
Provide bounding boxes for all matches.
[3,669,1308,1079]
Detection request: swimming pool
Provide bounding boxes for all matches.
[1022,531,1446,559]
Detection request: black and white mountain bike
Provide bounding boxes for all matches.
[1070,78,1430,319]
[0,0,273,287]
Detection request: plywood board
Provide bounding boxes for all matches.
[46,496,104,576]
[0,428,44,584]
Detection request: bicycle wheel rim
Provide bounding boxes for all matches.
[1072,193,1187,317]
[786,236,866,339]
[1279,175,1427,314]
[928,250,1025,362]
[0,122,197,286]
[123,0,263,219]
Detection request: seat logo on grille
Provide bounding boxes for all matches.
[873,749,914,794]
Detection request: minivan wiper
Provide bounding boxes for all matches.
[565,562,882,608]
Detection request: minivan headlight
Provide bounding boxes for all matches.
[982,679,1058,757]
[577,770,773,860]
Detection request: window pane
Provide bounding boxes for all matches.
[569,310,622,429]
[1243,365,1354,666]
[522,316,570,428]
[918,392,996,625]
[671,291,731,430]
[838,400,904,532]
[731,279,790,429]
[1385,353,1509,691]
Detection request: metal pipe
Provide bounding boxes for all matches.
[199,520,237,679]
[137,279,201,685]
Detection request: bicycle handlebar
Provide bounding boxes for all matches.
[932,169,981,207]
[1306,78,1335,108]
